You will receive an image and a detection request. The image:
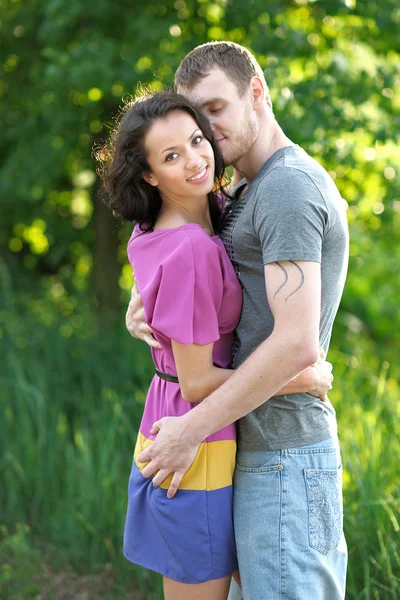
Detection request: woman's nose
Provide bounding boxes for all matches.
[186,148,203,170]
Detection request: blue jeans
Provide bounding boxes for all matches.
[231,437,347,600]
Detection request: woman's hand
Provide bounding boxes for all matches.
[306,348,333,402]
[126,283,162,349]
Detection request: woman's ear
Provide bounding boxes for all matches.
[142,172,158,187]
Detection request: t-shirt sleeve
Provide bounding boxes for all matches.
[132,231,224,345]
[253,167,329,265]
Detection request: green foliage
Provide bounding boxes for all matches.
[1,231,400,598]
[329,338,400,598]
[1,0,399,342]
[0,524,46,599]
[1,0,400,598]
[0,524,159,599]
[0,263,161,598]
[1,259,399,598]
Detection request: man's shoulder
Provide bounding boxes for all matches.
[255,146,321,186]
[252,146,339,205]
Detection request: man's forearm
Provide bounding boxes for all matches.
[184,330,318,443]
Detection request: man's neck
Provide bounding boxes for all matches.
[234,122,294,185]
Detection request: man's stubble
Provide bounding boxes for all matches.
[223,108,258,168]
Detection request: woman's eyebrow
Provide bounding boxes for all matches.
[160,129,201,156]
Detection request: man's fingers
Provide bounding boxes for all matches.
[131,282,139,299]
[135,305,146,319]
[129,292,143,311]
[139,322,153,334]
[141,460,160,478]
[143,333,162,349]
[167,472,184,499]
[139,322,162,347]
[150,420,161,435]
[138,447,153,465]
[126,305,161,347]
[152,469,171,488]
[125,307,139,338]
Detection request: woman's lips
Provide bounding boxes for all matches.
[187,165,209,183]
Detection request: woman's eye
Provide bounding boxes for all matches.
[209,107,221,114]
[192,136,203,145]
[165,153,178,162]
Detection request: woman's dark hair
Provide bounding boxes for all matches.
[96,91,227,233]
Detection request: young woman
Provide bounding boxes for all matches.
[97,92,333,600]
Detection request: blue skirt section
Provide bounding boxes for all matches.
[123,460,237,583]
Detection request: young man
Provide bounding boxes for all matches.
[127,42,349,599]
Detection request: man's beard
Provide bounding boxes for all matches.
[223,114,257,167]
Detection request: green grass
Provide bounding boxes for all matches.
[1,277,399,599]
[328,342,400,599]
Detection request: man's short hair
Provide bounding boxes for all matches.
[175,41,271,102]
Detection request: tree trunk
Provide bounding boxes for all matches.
[92,185,120,325]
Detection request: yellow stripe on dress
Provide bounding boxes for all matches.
[134,432,236,492]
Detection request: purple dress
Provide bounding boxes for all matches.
[123,223,242,584]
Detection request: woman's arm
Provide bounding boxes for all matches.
[275,350,333,401]
[172,341,333,404]
[171,340,233,403]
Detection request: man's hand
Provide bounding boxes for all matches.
[307,348,333,402]
[126,283,161,349]
[138,415,201,498]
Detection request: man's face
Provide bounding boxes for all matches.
[178,67,258,167]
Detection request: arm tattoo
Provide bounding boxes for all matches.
[274,262,288,299]
[286,261,305,300]
[274,261,305,302]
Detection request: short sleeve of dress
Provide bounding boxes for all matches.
[128,228,224,346]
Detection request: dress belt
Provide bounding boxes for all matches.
[155,368,179,383]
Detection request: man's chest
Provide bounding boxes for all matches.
[220,193,264,275]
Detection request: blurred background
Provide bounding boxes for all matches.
[1,0,399,598]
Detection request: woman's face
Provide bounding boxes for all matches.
[143,110,215,202]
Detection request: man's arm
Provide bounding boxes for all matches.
[126,283,161,349]
[127,283,331,400]
[277,347,332,401]
[139,259,321,496]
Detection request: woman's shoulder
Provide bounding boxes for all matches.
[129,223,218,251]
[127,224,224,279]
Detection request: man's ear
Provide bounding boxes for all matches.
[250,76,266,109]
[142,172,158,187]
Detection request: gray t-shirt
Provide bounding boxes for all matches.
[220,145,349,451]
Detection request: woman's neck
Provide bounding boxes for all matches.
[155,196,214,235]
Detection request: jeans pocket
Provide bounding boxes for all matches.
[235,450,281,473]
[304,465,343,555]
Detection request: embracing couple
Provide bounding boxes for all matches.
[98,41,349,600]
